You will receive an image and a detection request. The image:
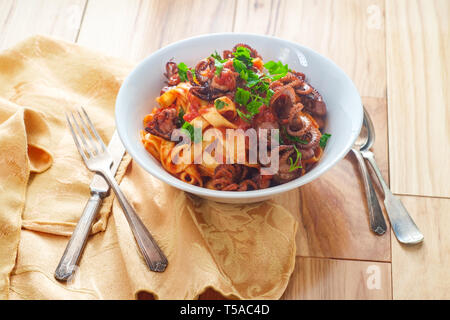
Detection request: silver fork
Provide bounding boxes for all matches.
[66,108,168,272]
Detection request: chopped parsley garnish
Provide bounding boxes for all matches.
[236,109,252,123]
[180,121,202,143]
[229,47,290,121]
[233,46,253,67]
[178,109,201,142]
[235,88,251,106]
[210,51,228,76]
[210,51,223,61]
[246,99,263,115]
[264,60,289,80]
[265,88,275,104]
[177,62,189,82]
[181,121,194,140]
[288,145,302,172]
[213,58,224,76]
[214,99,228,110]
[233,59,247,74]
[277,130,285,144]
[319,133,332,148]
[178,108,185,123]
[282,126,308,144]
[235,88,263,116]
[204,46,292,122]
[245,71,260,87]
[233,56,259,85]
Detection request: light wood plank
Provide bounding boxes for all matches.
[234,0,387,98]
[77,0,236,62]
[386,0,450,198]
[281,257,392,299]
[392,196,450,299]
[0,0,86,50]
[273,97,391,262]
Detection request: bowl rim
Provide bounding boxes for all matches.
[115,32,363,200]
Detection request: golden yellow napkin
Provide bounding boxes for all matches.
[0,36,297,300]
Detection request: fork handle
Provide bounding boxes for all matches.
[351,148,387,235]
[362,150,424,244]
[99,169,168,272]
[55,193,102,281]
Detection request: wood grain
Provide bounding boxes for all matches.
[1,0,447,301]
[234,0,387,98]
[0,0,86,50]
[386,0,450,198]
[77,0,236,62]
[281,257,392,300]
[273,97,391,262]
[201,257,393,300]
[392,196,450,299]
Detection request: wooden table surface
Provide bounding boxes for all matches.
[1,0,448,300]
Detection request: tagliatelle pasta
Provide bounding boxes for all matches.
[200,105,237,129]
[141,44,331,191]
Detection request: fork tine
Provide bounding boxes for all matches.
[65,112,89,163]
[69,111,93,158]
[80,107,107,152]
[76,109,99,155]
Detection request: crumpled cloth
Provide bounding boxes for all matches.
[0,36,298,300]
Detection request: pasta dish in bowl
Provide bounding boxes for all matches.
[141,44,331,191]
[115,33,363,203]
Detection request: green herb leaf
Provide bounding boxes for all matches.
[253,80,268,92]
[278,131,285,144]
[211,51,222,61]
[288,145,302,172]
[177,62,189,82]
[282,126,309,144]
[263,60,277,70]
[246,71,260,87]
[236,109,252,123]
[181,121,194,140]
[181,121,202,143]
[319,133,332,148]
[233,46,253,67]
[239,69,248,81]
[235,88,251,106]
[233,59,247,74]
[246,99,263,115]
[264,88,274,105]
[214,99,228,110]
[178,108,185,123]
[214,58,224,76]
[230,53,292,120]
[264,60,289,80]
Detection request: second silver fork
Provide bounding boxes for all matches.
[66,108,168,272]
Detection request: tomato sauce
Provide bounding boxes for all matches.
[183,92,202,122]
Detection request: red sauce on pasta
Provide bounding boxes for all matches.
[141,44,332,191]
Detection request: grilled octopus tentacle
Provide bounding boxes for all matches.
[286,103,312,137]
[145,107,180,140]
[211,164,260,191]
[195,57,215,85]
[271,145,302,184]
[237,179,258,191]
[164,61,181,86]
[269,85,297,121]
[296,126,321,150]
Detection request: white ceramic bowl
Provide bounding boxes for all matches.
[116,33,363,203]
